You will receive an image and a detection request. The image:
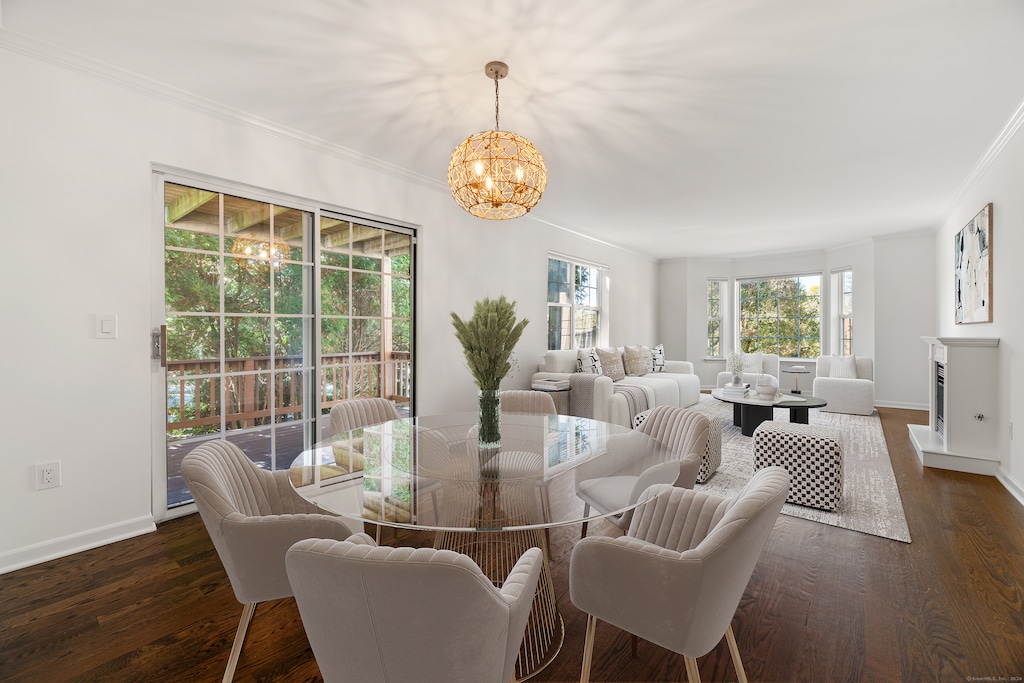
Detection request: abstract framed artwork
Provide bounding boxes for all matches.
[954,203,993,324]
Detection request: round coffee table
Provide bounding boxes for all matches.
[711,388,827,436]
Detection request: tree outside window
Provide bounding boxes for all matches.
[547,257,602,350]
[838,270,853,355]
[707,279,725,357]
[738,275,820,358]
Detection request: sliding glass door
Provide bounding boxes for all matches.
[155,175,414,515]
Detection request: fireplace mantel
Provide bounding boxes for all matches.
[909,336,1000,475]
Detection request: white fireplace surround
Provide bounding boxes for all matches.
[908,336,1000,475]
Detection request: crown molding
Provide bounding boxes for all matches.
[940,95,1024,223]
[526,214,655,262]
[0,28,446,193]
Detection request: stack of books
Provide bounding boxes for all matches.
[721,383,749,398]
[532,378,570,391]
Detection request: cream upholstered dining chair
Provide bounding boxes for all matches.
[327,397,402,477]
[570,467,791,683]
[329,397,401,434]
[576,405,709,537]
[181,440,363,683]
[500,389,557,415]
[286,537,543,683]
[330,397,444,534]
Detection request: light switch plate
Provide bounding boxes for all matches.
[95,314,118,339]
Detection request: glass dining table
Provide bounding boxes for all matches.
[288,411,673,681]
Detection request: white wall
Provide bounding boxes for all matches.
[934,119,1024,503]
[0,37,659,572]
[660,241,902,395]
[872,231,935,408]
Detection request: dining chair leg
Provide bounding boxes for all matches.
[223,602,257,682]
[580,503,590,539]
[580,613,598,683]
[724,624,748,683]
[684,655,701,683]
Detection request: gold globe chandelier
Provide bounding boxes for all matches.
[448,61,547,220]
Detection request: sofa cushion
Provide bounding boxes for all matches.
[596,347,625,381]
[542,349,578,374]
[742,351,763,373]
[577,348,603,374]
[830,354,858,379]
[623,345,649,377]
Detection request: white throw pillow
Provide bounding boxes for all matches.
[830,355,858,379]
[650,343,666,372]
[741,352,763,373]
[577,348,603,374]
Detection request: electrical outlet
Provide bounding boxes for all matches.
[36,461,61,490]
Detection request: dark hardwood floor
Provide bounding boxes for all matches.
[2,408,1023,682]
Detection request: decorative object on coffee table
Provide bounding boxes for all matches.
[755,377,777,399]
[451,296,529,449]
[726,350,744,386]
[954,202,993,324]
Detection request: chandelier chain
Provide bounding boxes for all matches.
[494,75,500,131]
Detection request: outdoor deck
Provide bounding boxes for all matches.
[165,352,410,507]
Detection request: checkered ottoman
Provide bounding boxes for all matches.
[752,422,844,511]
[632,409,723,483]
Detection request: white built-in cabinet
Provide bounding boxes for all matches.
[908,336,1000,475]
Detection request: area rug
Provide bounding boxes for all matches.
[688,395,911,543]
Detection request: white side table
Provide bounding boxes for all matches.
[781,366,812,394]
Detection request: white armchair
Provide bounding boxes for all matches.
[716,352,780,388]
[569,468,791,683]
[813,355,875,415]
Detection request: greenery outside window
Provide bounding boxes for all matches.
[834,269,853,355]
[547,257,602,350]
[707,279,725,357]
[738,274,820,358]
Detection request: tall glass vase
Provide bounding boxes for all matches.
[477,388,502,450]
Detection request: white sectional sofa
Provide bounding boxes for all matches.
[532,348,701,428]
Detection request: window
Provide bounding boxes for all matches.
[160,178,414,512]
[547,257,602,350]
[707,279,725,357]
[738,274,820,358]
[834,269,853,355]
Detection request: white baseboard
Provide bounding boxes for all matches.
[874,400,928,411]
[996,468,1024,510]
[0,515,156,575]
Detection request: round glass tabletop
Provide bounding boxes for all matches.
[288,412,672,532]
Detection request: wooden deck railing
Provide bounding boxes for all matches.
[166,351,411,432]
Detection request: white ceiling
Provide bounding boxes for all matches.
[4,0,1024,259]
